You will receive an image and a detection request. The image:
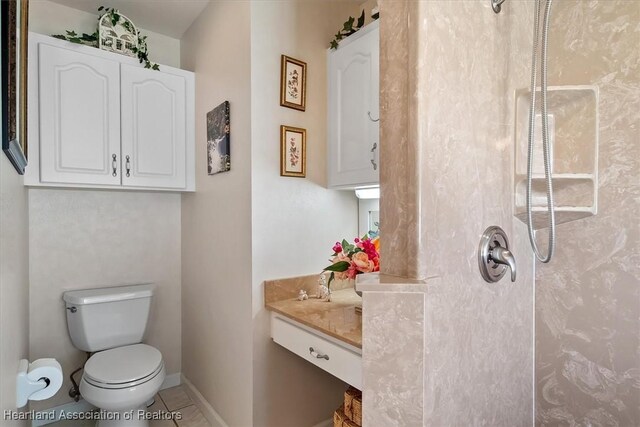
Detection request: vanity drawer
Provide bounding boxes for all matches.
[271,314,362,389]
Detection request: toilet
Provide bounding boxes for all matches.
[63,284,165,427]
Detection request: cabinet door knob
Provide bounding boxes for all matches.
[111,154,117,177]
[125,155,131,178]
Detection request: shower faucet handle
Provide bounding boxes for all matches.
[478,226,517,283]
[490,246,516,282]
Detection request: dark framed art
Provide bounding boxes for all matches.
[1,0,29,174]
[280,55,306,111]
[207,101,231,175]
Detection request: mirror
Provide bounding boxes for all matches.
[1,0,29,174]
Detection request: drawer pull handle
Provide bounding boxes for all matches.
[309,347,329,360]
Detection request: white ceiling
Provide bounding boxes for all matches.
[47,0,211,38]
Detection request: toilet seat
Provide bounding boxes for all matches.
[83,343,164,390]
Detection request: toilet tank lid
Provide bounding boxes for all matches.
[63,284,154,305]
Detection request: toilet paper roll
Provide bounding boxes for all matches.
[27,358,63,401]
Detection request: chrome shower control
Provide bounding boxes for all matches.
[478,226,517,283]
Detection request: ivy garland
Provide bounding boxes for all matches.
[52,6,159,70]
[329,10,366,50]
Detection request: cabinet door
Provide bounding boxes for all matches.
[327,25,379,188]
[38,44,121,185]
[120,64,187,189]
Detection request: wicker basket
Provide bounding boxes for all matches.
[333,405,360,427]
[344,387,362,426]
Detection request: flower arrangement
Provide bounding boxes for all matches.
[323,235,380,287]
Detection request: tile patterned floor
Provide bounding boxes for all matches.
[47,385,211,427]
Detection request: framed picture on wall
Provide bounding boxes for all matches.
[207,101,231,175]
[280,55,306,111]
[1,0,29,175]
[280,125,306,178]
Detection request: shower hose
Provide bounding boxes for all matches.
[526,0,555,263]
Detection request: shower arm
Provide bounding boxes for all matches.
[491,0,507,13]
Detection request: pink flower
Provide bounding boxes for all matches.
[332,242,343,253]
[347,262,358,280]
[352,252,375,273]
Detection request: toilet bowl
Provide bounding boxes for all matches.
[79,344,165,427]
[62,284,164,427]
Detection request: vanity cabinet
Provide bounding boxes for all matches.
[271,313,362,389]
[26,33,195,191]
[327,21,379,189]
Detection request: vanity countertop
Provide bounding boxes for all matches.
[264,275,362,349]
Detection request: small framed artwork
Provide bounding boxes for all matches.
[280,125,306,178]
[207,101,231,175]
[1,0,29,175]
[280,55,306,111]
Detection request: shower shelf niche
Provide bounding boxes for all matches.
[514,86,598,230]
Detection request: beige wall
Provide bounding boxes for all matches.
[530,1,640,425]
[28,190,182,411]
[1,8,29,425]
[250,1,360,425]
[25,2,184,412]
[0,159,30,424]
[180,2,254,426]
[29,0,181,68]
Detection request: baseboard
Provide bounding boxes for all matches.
[161,372,182,390]
[30,372,182,426]
[312,418,334,427]
[181,374,228,427]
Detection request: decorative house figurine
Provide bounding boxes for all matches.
[98,11,138,57]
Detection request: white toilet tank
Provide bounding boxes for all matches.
[63,284,154,352]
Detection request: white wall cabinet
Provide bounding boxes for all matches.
[121,64,187,189]
[327,21,379,189]
[26,34,195,191]
[38,43,122,186]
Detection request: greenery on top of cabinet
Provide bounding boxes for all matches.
[52,6,159,71]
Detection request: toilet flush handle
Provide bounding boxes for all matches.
[66,306,77,313]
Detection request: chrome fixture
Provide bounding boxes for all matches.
[309,347,329,360]
[370,143,378,171]
[491,0,507,13]
[526,0,555,262]
[111,154,117,177]
[478,226,517,283]
[125,155,131,178]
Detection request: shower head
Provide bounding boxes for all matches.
[491,0,507,13]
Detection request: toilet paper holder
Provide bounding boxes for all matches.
[16,358,63,408]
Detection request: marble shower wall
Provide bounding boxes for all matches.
[530,1,640,425]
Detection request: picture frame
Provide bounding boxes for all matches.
[1,0,29,175]
[207,101,231,175]
[280,55,307,111]
[280,125,306,178]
